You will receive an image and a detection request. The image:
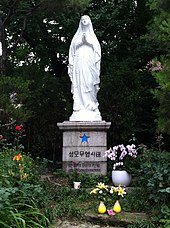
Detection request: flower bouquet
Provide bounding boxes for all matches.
[90,182,126,214]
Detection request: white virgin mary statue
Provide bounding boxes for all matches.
[68,15,102,121]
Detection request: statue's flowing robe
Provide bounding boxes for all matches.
[68,17,101,112]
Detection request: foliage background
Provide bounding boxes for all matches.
[0,0,169,161]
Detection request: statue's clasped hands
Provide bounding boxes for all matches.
[82,33,87,43]
[82,33,93,49]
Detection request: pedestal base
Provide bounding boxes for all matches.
[57,121,111,175]
[69,110,102,121]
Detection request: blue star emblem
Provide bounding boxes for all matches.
[80,133,89,143]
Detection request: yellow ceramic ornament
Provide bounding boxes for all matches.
[98,201,107,214]
[113,200,121,213]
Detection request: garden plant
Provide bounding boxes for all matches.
[0,0,170,227]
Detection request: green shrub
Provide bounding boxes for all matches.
[0,148,39,188]
[134,149,170,225]
[0,132,54,227]
[137,150,170,204]
[160,205,170,228]
[122,188,150,212]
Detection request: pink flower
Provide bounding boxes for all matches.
[107,209,115,216]
[0,135,3,140]
[146,59,162,72]
[103,143,137,170]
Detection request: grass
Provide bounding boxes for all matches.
[0,158,164,228]
[44,170,160,228]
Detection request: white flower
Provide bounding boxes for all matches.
[110,189,114,194]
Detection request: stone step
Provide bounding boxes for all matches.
[53,219,122,228]
[85,211,148,227]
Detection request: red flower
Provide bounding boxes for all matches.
[15,125,23,131]
[13,154,22,161]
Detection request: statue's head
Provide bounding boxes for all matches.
[81,15,91,27]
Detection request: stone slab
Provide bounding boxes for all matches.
[63,161,107,175]
[57,121,111,131]
[57,121,111,175]
[63,147,107,162]
[63,131,107,146]
[85,211,149,226]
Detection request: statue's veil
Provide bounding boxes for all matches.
[68,15,101,68]
[72,15,96,41]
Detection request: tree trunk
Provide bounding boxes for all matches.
[0,16,6,76]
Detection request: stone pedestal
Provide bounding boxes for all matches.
[57,121,111,175]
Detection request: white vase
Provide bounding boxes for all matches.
[112,170,132,186]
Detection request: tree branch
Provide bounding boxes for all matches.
[9,16,27,53]
[3,0,20,25]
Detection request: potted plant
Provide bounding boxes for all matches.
[103,144,137,186]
